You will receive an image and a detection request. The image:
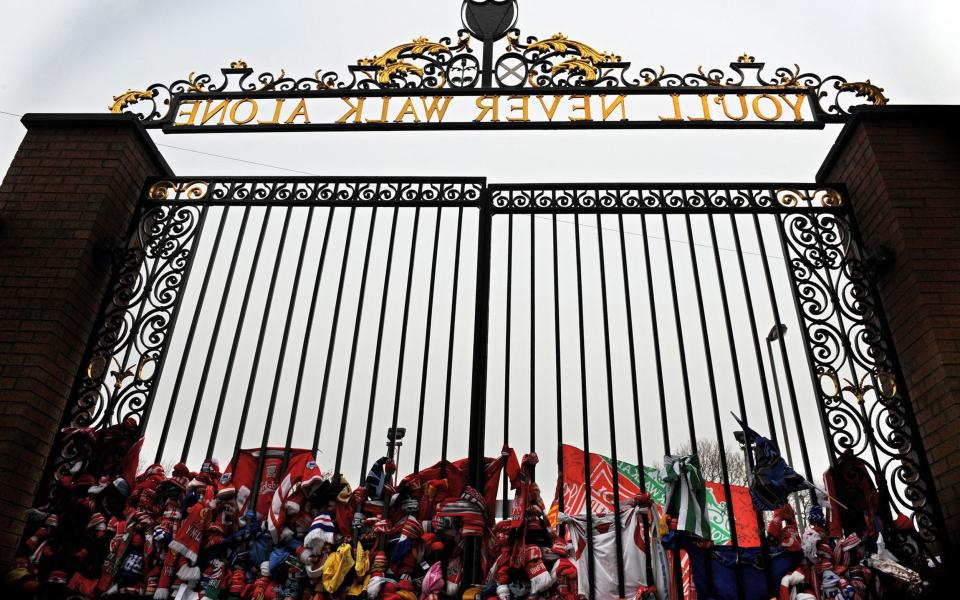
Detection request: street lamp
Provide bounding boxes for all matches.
[766,324,804,520]
[766,324,794,465]
[387,427,406,476]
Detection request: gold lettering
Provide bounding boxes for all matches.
[420,96,454,122]
[569,95,592,121]
[284,98,311,124]
[175,100,200,126]
[394,97,421,123]
[779,94,807,122]
[506,96,530,122]
[713,94,749,121]
[475,96,500,122]
[200,100,230,125]
[257,99,286,125]
[752,94,783,122]
[536,95,563,122]
[658,94,683,121]
[336,98,365,124]
[366,97,391,123]
[229,99,258,125]
[686,94,712,122]
[600,95,628,121]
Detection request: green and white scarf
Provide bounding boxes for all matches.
[660,453,710,539]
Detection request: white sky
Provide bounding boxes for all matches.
[1,1,957,506]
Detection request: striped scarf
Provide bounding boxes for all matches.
[660,454,710,540]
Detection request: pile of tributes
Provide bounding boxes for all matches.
[4,416,940,600]
[4,419,587,600]
[549,428,938,600]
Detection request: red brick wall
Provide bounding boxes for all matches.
[819,106,960,549]
[0,114,169,564]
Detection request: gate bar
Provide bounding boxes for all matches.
[282,208,337,474]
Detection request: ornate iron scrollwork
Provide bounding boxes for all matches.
[490,185,844,212]
[143,178,485,206]
[779,210,941,565]
[111,1,887,124]
[51,199,205,484]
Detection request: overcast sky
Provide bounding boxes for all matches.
[1,1,957,503]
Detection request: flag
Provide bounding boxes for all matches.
[732,416,810,511]
[562,506,648,599]
[400,447,516,523]
[550,444,760,547]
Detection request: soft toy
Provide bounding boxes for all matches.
[550,541,578,600]
[767,503,801,551]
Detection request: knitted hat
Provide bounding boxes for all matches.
[138,464,165,483]
[87,513,106,532]
[304,513,337,549]
[170,463,192,491]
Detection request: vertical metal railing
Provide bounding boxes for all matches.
[40,178,949,599]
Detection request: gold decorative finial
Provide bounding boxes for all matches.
[230,59,248,69]
[737,53,755,64]
[840,80,889,106]
[109,89,154,113]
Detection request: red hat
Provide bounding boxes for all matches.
[170,463,191,490]
[47,571,67,585]
[138,464,165,483]
[400,517,423,540]
[87,513,106,531]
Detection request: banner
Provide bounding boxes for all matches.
[549,444,760,547]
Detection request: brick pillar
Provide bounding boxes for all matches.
[0,114,170,564]
[818,105,960,550]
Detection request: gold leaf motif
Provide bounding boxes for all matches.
[777,65,805,88]
[839,80,888,106]
[697,66,724,86]
[109,89,155,113]
[819,189,844,208]
[775,189,803,207]
[552,58,599,81]
[822,370,897,404]
[185,71,206,92]
[358,36,469,86]
[522,33,621,85]
[737,53,755,64]
[148,180,209,201]
[230,59,248,69]
[640,66,667,87]
[149,180,176,200]
[525,33,621,63]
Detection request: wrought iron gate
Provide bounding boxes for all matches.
[42,176,947,597]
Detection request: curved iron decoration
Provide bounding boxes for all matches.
[50,201,205,485]
[489,185,844,212]
[779,210,942,567]
[110,2,887,124]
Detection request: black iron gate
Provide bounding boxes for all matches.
[42,176,947,597]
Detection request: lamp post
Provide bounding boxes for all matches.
[387,427,406,477]
[767,324,804,520]
[766,324,794,465]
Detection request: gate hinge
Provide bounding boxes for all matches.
[861,245,895,284]
[91,236,127,272]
